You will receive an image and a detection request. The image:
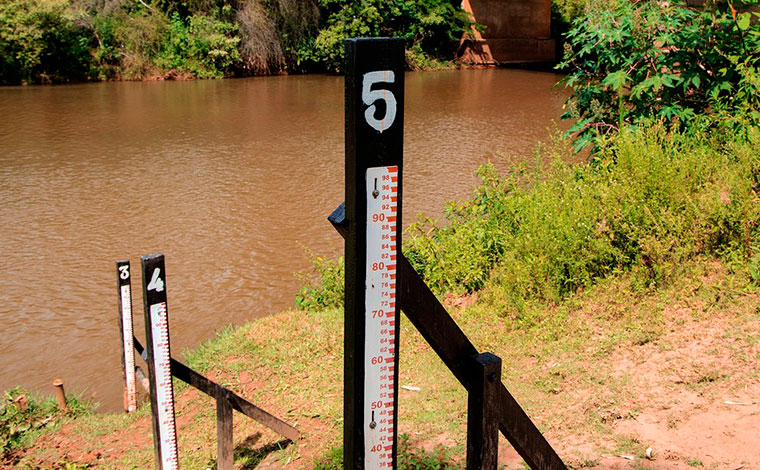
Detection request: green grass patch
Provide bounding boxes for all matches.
[1,387,93,462]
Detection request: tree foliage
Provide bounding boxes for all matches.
[296,0,472,72]
[558,0,760,150]
[1,0,473,83]
[0,0,91,84]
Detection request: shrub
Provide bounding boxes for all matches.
[158,6,241,78]
[297,122,760,318]
[296,250,345,310]
[0,0,92,84]
[91,6,170,79]
[558,0,760,150]
[296,0,472,73]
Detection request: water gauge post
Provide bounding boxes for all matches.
[116,260,137,413]
[343,37,405,470]
[141,254,180,470]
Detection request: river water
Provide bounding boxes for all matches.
[0,69,566,410]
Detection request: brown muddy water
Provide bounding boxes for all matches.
[0,69,567,411]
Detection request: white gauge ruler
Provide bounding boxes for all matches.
[120,283,137,412]
[364,165,399,469]
[149,300,179,470]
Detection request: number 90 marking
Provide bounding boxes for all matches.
[362,70,396,133]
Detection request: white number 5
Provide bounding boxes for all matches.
[362,70,396,133]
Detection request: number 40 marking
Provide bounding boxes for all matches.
[362,71,396,133]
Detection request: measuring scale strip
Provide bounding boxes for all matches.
[364,166,398,469]
[120,285,137,412]
[150,302,179,470]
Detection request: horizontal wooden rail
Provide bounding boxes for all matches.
[134,337,300,442]
[329,202,566,470]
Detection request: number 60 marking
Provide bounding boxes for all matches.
[362,70,396,133]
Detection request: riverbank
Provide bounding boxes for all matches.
[5,257,759,469]
[0,0,472,85]
[4,123,759,469]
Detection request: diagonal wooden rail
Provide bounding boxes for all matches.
[133,337,300,443]
[329,202,566,470]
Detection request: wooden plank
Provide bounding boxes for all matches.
[466,352,501,470]
[134,337,300,443]
[330,206,567,470]
[217,393,234,470]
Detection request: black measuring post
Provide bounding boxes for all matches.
[141,254,180,470]
[116,260,137,413]
[344,37,405,470]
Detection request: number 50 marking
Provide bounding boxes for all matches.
[362,70,396,133]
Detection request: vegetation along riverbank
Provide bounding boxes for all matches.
[2,0,760,468]
[0,0,597,85]
[0,0,474,84]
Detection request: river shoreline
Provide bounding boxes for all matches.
[0,69,568,411]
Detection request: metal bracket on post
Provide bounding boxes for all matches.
[343,37,405,470]
[467,352,502,470]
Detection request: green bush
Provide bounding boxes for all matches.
[558,0,760,150]
[89,6,170,80]
[0,0,92,84]
[297,122,760,316]
[296,250,345,310]
[158,6,240,78]
[296,0,472,72]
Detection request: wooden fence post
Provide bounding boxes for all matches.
[216,390,234,470]
[467,352,502,470]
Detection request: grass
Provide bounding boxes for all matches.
[1,387,94,467]
[8,252,760,468]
